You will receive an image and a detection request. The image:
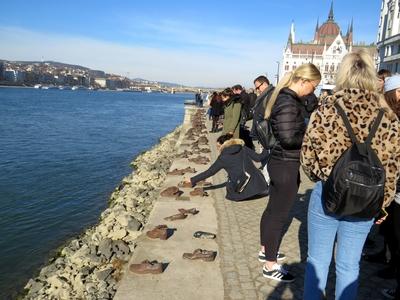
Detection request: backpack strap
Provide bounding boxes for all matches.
[334,103,359,144]
[365,109,384,145]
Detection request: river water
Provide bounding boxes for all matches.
[0,87,188,298]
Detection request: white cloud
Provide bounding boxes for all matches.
[0,26,284,87]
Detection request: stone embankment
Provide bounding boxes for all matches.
[23,126,182,300]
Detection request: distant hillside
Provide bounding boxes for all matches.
[132,78,183,87]
[1,59,190,87]
[5,60,90,71]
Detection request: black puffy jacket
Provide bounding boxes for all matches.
[270,87,307,161]
[190,139,268,201]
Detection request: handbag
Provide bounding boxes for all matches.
[261,163,270,185]
[234,149,251,193]
[255,118,276,150]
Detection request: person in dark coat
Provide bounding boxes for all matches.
[250,75,275,142]
[221,88,242,138]
[259,63,321,283]
[232,84,254,149]
[187,133,268,201]
[209,92,224,132]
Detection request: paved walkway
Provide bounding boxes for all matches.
[115,106,395,300]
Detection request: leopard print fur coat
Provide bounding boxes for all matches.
[301,88,400,207]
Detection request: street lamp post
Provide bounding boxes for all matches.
[276,61,280,85]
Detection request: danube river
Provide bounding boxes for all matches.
[0,87,188,298]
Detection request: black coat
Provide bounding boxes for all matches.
[210,98,224,116]
[190,139,268,201]
[270,87,307,161]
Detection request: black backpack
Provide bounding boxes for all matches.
[322,103,385,219]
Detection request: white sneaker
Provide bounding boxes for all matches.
[262,263,295,282]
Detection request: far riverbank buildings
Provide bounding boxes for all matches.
[377,0,400,73]
[281,2,376,85]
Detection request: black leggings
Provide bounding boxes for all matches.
[260,158,300,261]
[212,115,220,130]
[394,202,400,297]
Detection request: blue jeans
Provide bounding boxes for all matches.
[303,181,373,300]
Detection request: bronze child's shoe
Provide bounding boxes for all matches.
[146,225,168,240]
[129,260,163,274]
[182,249,217,262]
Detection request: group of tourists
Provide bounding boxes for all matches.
[188,48,400,299]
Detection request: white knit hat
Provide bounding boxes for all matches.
[384,74,400,93]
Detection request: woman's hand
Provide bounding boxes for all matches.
[375,216,387,225]
[375,208,389,224]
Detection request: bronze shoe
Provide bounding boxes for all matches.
[129,260,163,274]
[198,137,209,145]
[178,181,193,188]
[146,225,168,240]
[199,148,211,153]
[196,180,212,186]
[190,188,209,197]
[182,249,217,262]
[167,169,185,175]
[178,208,199,215]
[164,212,188,221]
[182,167,196,173]
[160,186,184,197]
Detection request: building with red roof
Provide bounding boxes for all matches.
[281,1,376,85]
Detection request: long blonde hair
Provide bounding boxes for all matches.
[264,63,321,119]
[335,48,378,92]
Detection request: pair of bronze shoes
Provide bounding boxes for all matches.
[167,167,196,176]
[146,225,169,240]
[190,188,209,197]
[182,249,217,262]
[160,186,184,197]
[164,208,199,221]
[188,156,210,165]
[129,260,163,274]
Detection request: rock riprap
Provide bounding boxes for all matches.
[23,127,182,300]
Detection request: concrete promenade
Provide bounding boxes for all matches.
[114,106,395,300]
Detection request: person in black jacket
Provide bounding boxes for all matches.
[232,84,254,149]
[250,75,275,144]
[209,92,224,132]
[187,133,268,201]
[259,63,321,282]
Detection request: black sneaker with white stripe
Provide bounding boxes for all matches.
[262,264,295,282]
[258,251,286,262]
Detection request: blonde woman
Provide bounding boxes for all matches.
[259,63,321,282]
[301,49,400,299]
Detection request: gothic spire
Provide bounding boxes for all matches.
[286,21,295,47]
[350,17,353,33]
[328,0,334,21]
[315,17,319,32]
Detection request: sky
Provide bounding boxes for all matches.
[0,0,382,88]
